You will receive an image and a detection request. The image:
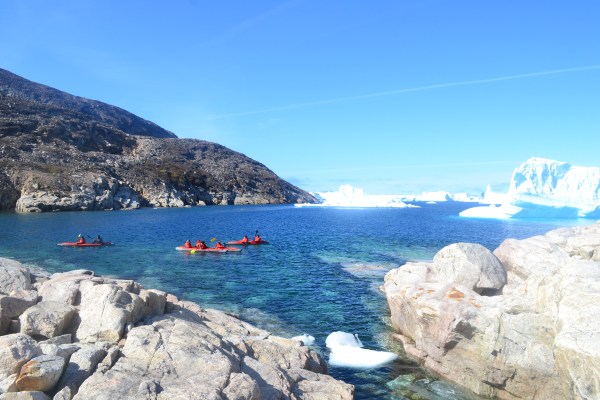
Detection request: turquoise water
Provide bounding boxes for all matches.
[0,203,590,399]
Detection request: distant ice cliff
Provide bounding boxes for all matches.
[295,185,479,208]
[460,157,600,219]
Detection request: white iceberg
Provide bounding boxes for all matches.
[295,185,415,208]
[460,157,600,219]
[325,331,397,369]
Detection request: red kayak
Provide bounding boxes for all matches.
[58,242,114,247]
[226,239,269,245]
[175,246,241,253]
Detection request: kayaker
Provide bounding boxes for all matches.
[215,241,226,249]
[76,234,86,244]
[92,235,104,244]
[197,240,208,249]
[241,235,249,244]
[184,240,193,249]
[253,231,261,242]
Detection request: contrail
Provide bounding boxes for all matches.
[206,64,600,120]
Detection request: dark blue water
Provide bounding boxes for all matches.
[0,203,590,399]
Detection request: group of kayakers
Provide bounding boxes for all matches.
[72,231,263,249]
[182,231,262,249]
[183,240,213,250]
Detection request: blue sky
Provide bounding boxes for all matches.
[1,0,599,195]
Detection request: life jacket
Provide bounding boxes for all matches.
[184,241,192,248]
[241,237,249,243]
[77,237,85,244]
[215,242,225,249]
[254,236,260,242]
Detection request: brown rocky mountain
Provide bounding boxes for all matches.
[0,68,316,211]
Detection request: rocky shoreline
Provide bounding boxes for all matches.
[0,257,353,399]
[384,221,600,399]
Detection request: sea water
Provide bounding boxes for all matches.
[0,203,590,399]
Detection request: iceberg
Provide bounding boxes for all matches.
[325,331,397,369]
[295,185,480,208]
[460,157,600,219]
[295,185,416,208]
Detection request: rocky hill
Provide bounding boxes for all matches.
[0,68,316,212]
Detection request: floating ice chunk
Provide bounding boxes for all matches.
[291,334,315,346]
[329,345,398,369]
[459,204,522,219]
[325,331,397,369]
[325,331,363,348]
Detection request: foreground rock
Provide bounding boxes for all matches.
[384,221,600,399]
[0,258,353,399]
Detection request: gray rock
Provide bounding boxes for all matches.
[0,392,51,400]
[0,373,17,395]
[0,334,41,380]
[0,262,33,295]
[0,292,38,334]
[74,282,144,343]
[19,301,76,339]
[38,274,95,306]
[55,345,107,396]
[433,242,507,294]
[15,355,65,392]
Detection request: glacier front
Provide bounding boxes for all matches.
[460,157,600,219]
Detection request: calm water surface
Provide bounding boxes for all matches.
[0,203,590,399]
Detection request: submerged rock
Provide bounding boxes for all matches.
[0,257,354,399]
[384,221,600,399]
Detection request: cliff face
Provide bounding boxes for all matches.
[0,68,316,212]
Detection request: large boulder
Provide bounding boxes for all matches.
[433,242,507,294]
[0,261,33,295]
[19,302,76,339]
[384,221,600,399]
[15,354,65,392]
[74,281,145,343]
[0,334,41,381]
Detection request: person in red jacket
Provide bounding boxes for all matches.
[215,241,226,249]
[197,240,208,249]
[241,235,249,244]
[76,234,86,244]
[184,240,192,249]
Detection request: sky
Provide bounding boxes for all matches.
[1,0,599,195]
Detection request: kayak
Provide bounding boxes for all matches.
[226,239,269,245]
[175,246,241,253]
[58,242,114,247]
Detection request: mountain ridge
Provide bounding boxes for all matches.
[0,68,315,211]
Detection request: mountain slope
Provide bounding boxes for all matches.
[0,68,315,211]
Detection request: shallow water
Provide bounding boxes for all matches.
[0,203,589,399]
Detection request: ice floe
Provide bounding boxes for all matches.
[326,331,397,369]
